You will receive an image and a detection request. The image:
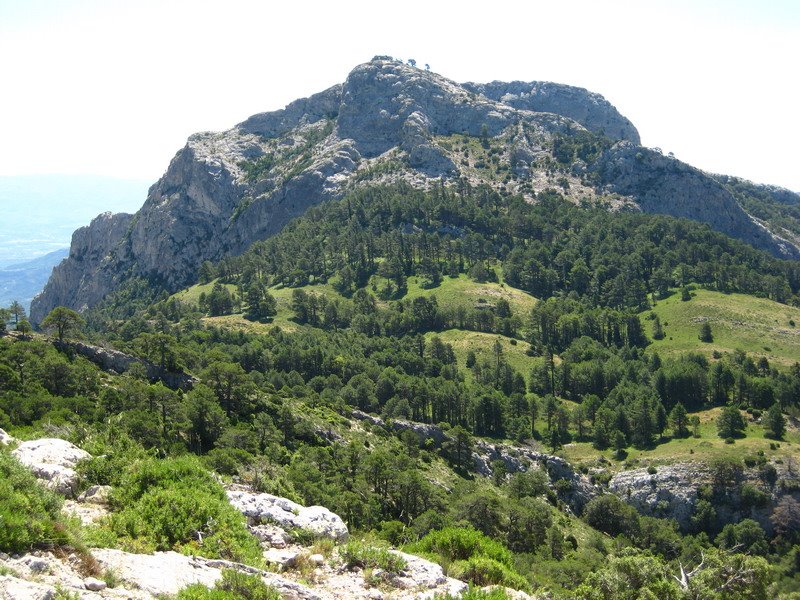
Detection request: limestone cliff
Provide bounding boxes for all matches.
[31,57,798,322]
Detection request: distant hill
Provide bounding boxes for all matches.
[0,174,149,266]
[0,248,69,312]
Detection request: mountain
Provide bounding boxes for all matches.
[30,57,798,323]
[0,248,68,312]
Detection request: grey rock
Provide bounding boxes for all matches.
[227,490,349,542]
[0,575,56,600]
[263,548,300,570]
[12,438,90,497]
[308,553,325,566]
[463,80,640,143]
[390,550,467,597]
[250,524,291,548]
[77,485,112,505]
[390,419,449,447]
[83,577,107,591]
[592,143,800,259]
[0,428,14,445]
[52,340,197,390]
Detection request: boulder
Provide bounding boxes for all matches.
[227,490,349,542]
[250,524,292,548]
[263,548,300,570]
[77,484,112,505]
[83,577,107,591]
[0,428,14,445]
[391,550,467,595]
[12,438,90,497]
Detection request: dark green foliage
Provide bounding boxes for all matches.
[583,495,641,539]
[106,456,261,564]
[0,450,70,553]
[717,406,746,439]
[40,306,85,341]
[340,539,407,573]
[765,402,786,439]
[699,321,713,343]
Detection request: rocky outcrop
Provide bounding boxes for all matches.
[352,411,597,511]
[12,438,90,497]
[609,461,800,532]
[591,143,800,259]
[227,489,349,541]
[32,57,798,321]
[0,427,14,445]
[463,80,640,143]
[31,211,133,322]
[53,339,197,390]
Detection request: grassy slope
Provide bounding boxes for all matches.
[562,406,800,470]
[174,274,537,343]
[401,273,536,316]
[643,288,800,367]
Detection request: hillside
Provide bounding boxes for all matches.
[31,57,800,323]
[646,288,800,366]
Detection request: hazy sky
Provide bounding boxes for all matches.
[1,0,798,191]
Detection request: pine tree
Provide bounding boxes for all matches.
[765,403,786,440]
[669,403,689,437]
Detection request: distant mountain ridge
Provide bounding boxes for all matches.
[30,57,799,323]
[0,248,68,312]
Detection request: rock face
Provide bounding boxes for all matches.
[53,339,197,390]
[591,143,800,259]
[609,461,800,532]
[462,80,640,143]
[227,489,350,541]
[12,438,90,497]
[31,57,798,322]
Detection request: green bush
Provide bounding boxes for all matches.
[0,450,71,553]
[408,527,513,567]
[340,539,407,574]
[449,556,530,591]
[105,457,261,565]
[176,569,281,599]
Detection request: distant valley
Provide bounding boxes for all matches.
[0,174,149,309]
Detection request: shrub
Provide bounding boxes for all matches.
[340,539,406,574]
[105,457,261,565]
[176,569,281,599]
[408,527,513,567]
[449,556,530,591]
[0,450,70,553]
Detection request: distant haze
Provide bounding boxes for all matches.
[0,175,149,266]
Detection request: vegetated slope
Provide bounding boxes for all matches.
[16,187,800,596]
[31,57,799,323]
[646,288,800,366]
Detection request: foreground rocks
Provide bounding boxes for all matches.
[0,427,14,445]
[11,437,90,497]
[227,488,350,542]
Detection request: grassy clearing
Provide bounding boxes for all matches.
[562,406,800,471]
[644,288,800,366]
[401,273,536,317]
[428,329,542,383]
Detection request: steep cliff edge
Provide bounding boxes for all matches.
[31,57,798,322]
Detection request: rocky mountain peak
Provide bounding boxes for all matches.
[30,58,798,323]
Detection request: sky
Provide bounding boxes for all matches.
[1,0,798,192]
